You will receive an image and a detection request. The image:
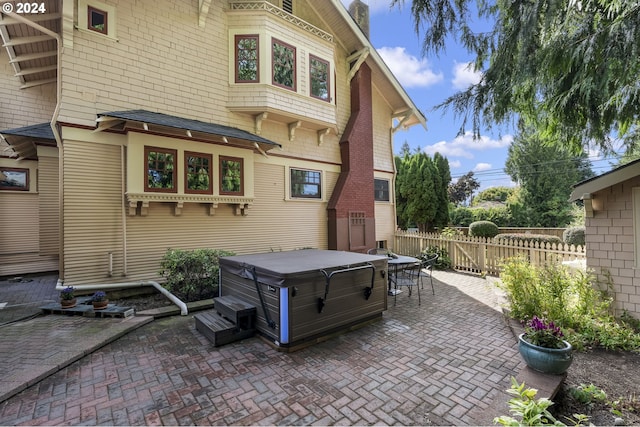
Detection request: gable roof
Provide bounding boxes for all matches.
[569,158,640,201]
[97,110,281,150]
[311,0,427,131]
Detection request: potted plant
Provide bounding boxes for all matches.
[60,286,76,308]
[91,291,109,310]
[518,316,573,375]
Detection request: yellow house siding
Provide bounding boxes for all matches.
[37,146,60,256]
[372,86,394,173]
[62,139,124,284]
[0,51,57,129]
[0,193,39,255]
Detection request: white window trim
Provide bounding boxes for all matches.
[77,0,118,41]
[285,166,325,202]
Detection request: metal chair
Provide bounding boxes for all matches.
[418,253,438,294]
[394,261,421,305]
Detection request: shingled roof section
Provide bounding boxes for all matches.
[98,110,281,149]
[0,123,55,141]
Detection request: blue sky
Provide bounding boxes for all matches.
[339,0,623,191]
[356,0,515,191]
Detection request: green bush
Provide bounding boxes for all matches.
[494,233,563,245]
[497,257,640,351]
[159,248,235,301]
[450,206,474,227]
[422,245,452,270]
[563,226,586,247]
[469,220,499,238]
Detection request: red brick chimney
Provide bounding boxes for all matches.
[327,63,375,252]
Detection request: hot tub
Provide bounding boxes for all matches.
[219,249,388,350]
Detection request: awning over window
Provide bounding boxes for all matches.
[96,110,282,152]
[0,122,55,159]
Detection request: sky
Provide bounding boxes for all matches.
[340,0,619,191]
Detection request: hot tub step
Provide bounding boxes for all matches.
[194,310,255,346]
[214,295,256,330]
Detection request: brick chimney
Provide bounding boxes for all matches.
[327,63,375,252]
[348,0,370,38]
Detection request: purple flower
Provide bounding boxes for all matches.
[524,316,566,349]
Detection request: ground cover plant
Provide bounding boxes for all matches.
[497,257,640,351]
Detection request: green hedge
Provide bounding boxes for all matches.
[563,226,586,246]
[469,220,499,238]
[494,233,563,245]
[159,248,235,301]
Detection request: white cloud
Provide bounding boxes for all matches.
[474,163,492,172]
[377,46,443,88]
[449,159,462,169]
[451,61,482,90]
[423,131,513,159]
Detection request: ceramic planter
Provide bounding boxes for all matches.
[518,333,573,375]
[92,300,109,310]
[60,298,77,309]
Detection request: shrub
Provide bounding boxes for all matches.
[494,233,563,245]
[563,226,586,247]
[159,248,235,301]
[497,257,640,351]
[469,220,499,238]
[422,245,451,270]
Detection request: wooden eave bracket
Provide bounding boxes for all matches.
[392,109,413,133]
[288,121,301,141]
[198,0,213,27]
[347,47,370,82]
[317,128,331,146]
[583,193,594,218]
[254,112,268,134]
[94,116,122,133]
[233,203,250,216]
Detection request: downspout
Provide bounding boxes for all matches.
[7,12,64,281]
[121,145,128,275]
[55,281,188,315]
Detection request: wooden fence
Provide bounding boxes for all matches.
[394,232,585,276]
[451,227,567,238]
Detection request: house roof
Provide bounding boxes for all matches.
[569,158,640,201]
[97,110,282,150]
[0,122,55,140]
[0,122,55,159]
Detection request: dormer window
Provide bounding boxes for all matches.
[88,6,108,34]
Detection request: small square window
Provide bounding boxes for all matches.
[291,168,321,199]
[374,179,390,201]
[88,6,108,34]
[220,156,244,195]
[145,146,176,193]
[185,152,213,194]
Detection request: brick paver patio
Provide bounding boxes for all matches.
[0,270,523,425]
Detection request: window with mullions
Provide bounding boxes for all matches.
[145,147,176,193]
[291,168,321,199]
[235,35,259,83]
[310,55,329,101]
[220,156,244,195]
[374,179,390,201]
[185,152,213,194]
[88,6,108,34]
[272,39,296,91]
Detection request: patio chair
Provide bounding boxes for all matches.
[394,261,421,305]
[418,253,438,294]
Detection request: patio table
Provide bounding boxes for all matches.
[387,255,419,295]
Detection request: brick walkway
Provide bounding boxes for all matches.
[0,271,524,425]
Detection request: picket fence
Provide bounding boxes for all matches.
[394,232,585,276]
